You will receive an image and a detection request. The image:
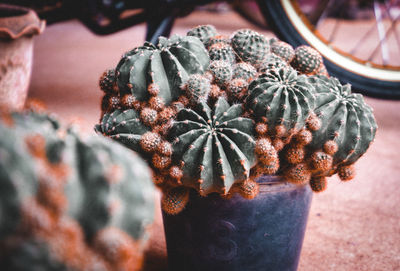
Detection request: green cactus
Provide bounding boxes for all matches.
[230,29,270,66]
[95,109,150,154]
[291,45,323,75]
[116,35,209,104]
[258,54,288,74]
[99,69,116,93]
[167,97,256,196]
[207,34,230,49]
[270,40,295,62]
[208,42,236,64]
[184,74,212,102]
[307,75,377,169]
[208,60,232,87]
[246,67,316,137]
[232,62,257,82]
[187,24,218,47]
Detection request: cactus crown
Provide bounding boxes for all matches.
[97,25,377,214]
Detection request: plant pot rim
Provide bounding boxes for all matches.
[0,4,45,40]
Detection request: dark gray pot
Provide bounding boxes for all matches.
[162,175,312,271]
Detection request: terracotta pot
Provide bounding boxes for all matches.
[0,4,45,110]
[162,175,312,271]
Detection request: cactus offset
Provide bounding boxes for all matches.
[208,60,232,87]
[291,45,323,75]
[232,62,257,82]
[270,40,295,62]
[187,25,218,48]
[230,29,270,66]
[208,42,236,64]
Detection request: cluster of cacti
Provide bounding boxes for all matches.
[0,109,155,271]
[97,24,377,215]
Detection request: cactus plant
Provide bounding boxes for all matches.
[307,75,377,175]
[167,97,256,196]
[96,25,377,214]
[115,35,209,104]
[187,24,218,47]
[232,62,257,82]
[291,45,323,75]
[246,67,316,138]
[207,60,232,87]
[230,29,270,66]
[270,40,295,62]
[208,42,236,64]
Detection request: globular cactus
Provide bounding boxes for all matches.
[258,54,289,74]
[208,60,232,87]
[291,45,323,75]
[232,62,257,82]
[184,74,212,102]
[270,40,295,62]
[116,35,209,104]
[306,75,377,175]
[95,109,150,153]
[207,34,230,49]
[161,186,190,215]
[230,29,270,66]
[187,24,218,48]
[99,69,117,93]
[167,97,256,196]
[0,110,156,271]
[246,67,316,138]
[208,42,236,64]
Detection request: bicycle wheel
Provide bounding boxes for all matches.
[257,0,400,99]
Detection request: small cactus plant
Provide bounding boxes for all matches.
[97,25,377,214]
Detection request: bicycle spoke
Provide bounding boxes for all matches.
[371,1,389,64]
[368,13,400,64]
[384,1,400,55]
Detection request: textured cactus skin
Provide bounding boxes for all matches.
[187,25,218,47]
[73,134,155,241]
[208,60,232,87]
[168,97,256,195]
[246,67,316,135]
[270,40,295,62]
[116,35,209,104]
[0,122,38,239]
[307,75,377,167]
[258,54,288,74]
[208,43,236,64]
[231,29,270,65]
[95,108,150,153]
[291,45,323,74]
[0,110,155,271]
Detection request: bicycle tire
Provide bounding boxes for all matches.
[257,0,400,99]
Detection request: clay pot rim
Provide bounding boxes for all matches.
[0,4,45,40]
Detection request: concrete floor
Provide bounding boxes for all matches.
[27,9,400,271]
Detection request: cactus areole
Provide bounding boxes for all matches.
[97,25,377,215]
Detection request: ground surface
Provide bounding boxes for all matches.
[28,9,400,271]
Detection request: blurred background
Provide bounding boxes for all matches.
[2,0,399,270]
